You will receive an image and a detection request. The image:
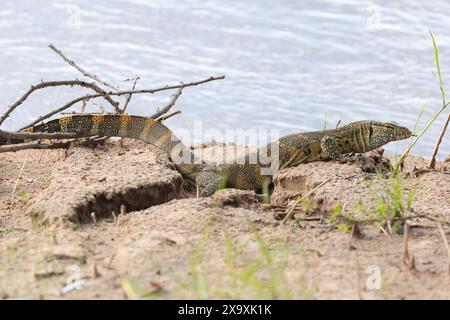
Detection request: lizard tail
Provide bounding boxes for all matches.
[6,114,205,176]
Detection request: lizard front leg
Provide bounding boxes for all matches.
[320,136,364,162]
[320,136,344,159]
[195,171,227,197]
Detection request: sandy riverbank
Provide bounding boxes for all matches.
[1,139,449,299]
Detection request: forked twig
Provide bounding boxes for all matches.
[0,43,225,153]
[151,87,183,119]
[20,75,224,129]
[0,80,120,126]
[11,150,30,202]
[429,113,450,169]
[157,110,182,122]
[121,77,140,113]
[49,43,119,91]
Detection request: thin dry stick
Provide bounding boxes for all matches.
[21,75,224,129]
[429,113,450,169]
[121,77,140,113]
[11,150,30,202]
[403,222,415,269]
[437,224,450,275]
[338,212,450,228]
[49,43,119,91]
[77,75,224,99]
[157,110,182,122]
[0,80,120,126]
[80,98,88,113]
[92,101,106,113]
[0,127,81,141]
[0,141,71,153]
[281,178,331,225]
[151,87,183,119]
[348,223,357,249]
[20,95,97,130]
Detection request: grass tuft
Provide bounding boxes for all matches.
[175,225,309,299]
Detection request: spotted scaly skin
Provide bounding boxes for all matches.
[12,115,411,196]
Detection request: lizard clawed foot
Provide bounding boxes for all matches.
[338,152,365,163]
[195,171,226,197]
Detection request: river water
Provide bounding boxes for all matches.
[1,0,449,157]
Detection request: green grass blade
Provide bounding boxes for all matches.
[413,101,427,134]
[430,30,445,101]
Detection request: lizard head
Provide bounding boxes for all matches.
[366,120,412,150]
[328,120,412,155]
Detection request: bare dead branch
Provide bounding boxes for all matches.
[151,87,183,119]
[157,110,182,122]
[49,43,119,91]
[0,80,121,127]
[338,212,450,228]
[11,149,30,202]
[92,101,107,114]
[21,75,224,129]
[72,75,224,99]
[121,76,140,113]
[20,95,94,130]
[429,112,450,169]
[0,141,71,153]
[0,127,81,141]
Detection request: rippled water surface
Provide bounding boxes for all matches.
[1,0,450,157]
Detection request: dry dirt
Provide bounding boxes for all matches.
[1,139,450,299]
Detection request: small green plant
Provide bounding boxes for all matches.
[369,169,415,234]
[176,225,305,299]
[174,223,211,299]
[29,211,40,228]
[20,190,30,204]
[121,276,161,300]
[298,197,316,211]
[329,202,356,233]
[337,223,352,233]
[329,203,343,224]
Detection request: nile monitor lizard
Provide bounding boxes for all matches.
[3,115,411,196]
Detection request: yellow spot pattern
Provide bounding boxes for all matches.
[141,117,157,136]
[92,115,105,125]
[119,115,131,133]
[91,115,105,133]
[59,116,73,131]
